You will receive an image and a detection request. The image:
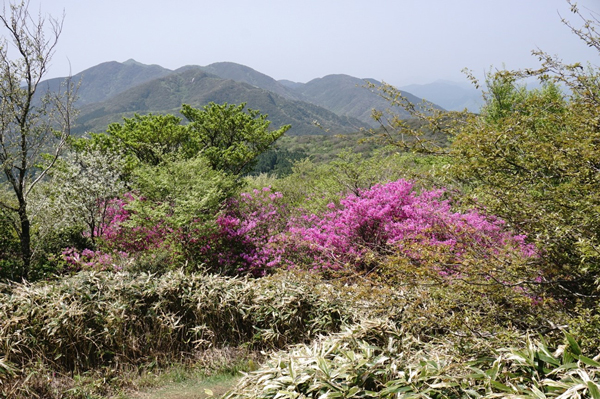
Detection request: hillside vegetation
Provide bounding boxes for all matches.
[74,68,369,137]
[2,2,600,399]
[42,58,442,137]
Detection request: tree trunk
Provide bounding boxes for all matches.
[18,201,31,281]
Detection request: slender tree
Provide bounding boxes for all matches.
[0,1,76,280]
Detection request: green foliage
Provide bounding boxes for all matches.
[367,81,463,154]
[89,113,191,166]
[269,149,444,215]
[270,130,382,165]
[567,302,600,355]
[69,103,289,273]
[249,146,307,177]
[130,155,237,228]
[361,6,600,293]
[181,102,290,176]
[80,102,288,179]
[0,207,21,280]
[0,270,353,396]
[0,265,572,398]
[445,4,600,287]
[451,75,600,283]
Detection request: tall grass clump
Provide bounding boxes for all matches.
[0,270,353,397]
[225,319,600,399]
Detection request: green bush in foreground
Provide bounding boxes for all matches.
[0,266,579,398]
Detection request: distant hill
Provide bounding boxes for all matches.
[290,74,432,127]
[199,62,303,101]
[75,67,369,136]
[36,59,450,137]
[181,64,439,127]
[399,80,483,112]
[38,59,173,106]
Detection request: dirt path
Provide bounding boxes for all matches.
[122,375,241,399]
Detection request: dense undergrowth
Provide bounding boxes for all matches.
[0,265,589,398]
[226,320,600,399]
[0,270,352,397]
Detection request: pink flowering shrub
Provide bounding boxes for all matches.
[214,187,290,275]
[63,193,178,271]
[64,180,538,280]
[215,179,537,277]
[289,180,536,271]
[96,193,173,254]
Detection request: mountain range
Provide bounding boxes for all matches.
[39,59,482,136]
[399,80,483,112]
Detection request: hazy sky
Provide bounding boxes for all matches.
[15,0,600,86]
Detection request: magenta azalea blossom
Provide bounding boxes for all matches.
[215,180,537,275]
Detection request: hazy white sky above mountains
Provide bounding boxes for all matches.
[17,0,600,86]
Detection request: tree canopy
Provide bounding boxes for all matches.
[181,102,290,175]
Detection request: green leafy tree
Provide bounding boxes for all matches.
[369,2,600,290]
[86,113,191,167]
[0,2,77,280]
[93,155,238,272]
[450,78,593,272]
[181,102,290,176]
[130,155,237,228]
[448,1,600,287]
[74,102,288,271]
[83,103,289,178]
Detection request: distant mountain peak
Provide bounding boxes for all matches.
[207,61,254,70]
[200,62,304,102]
[122,59,167,69]
[122,59,144,66]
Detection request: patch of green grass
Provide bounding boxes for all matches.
[116,369,242,399]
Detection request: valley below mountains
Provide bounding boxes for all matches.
[40,59,480,136]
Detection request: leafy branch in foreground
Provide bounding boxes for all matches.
[365,80,470,155]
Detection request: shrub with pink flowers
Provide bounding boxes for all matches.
[214,187,290,275]
[215,179,538,278]
[65,179,538,281]
[96,193,174,254]
[62,193,178,271]
[288,180,537,270]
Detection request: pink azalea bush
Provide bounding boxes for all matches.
[214,187,290,275]
[96,193,173,254]
[289,180,536,269]
[65,179,537,280]
[62,193,176,271]
[215,179,537,276]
